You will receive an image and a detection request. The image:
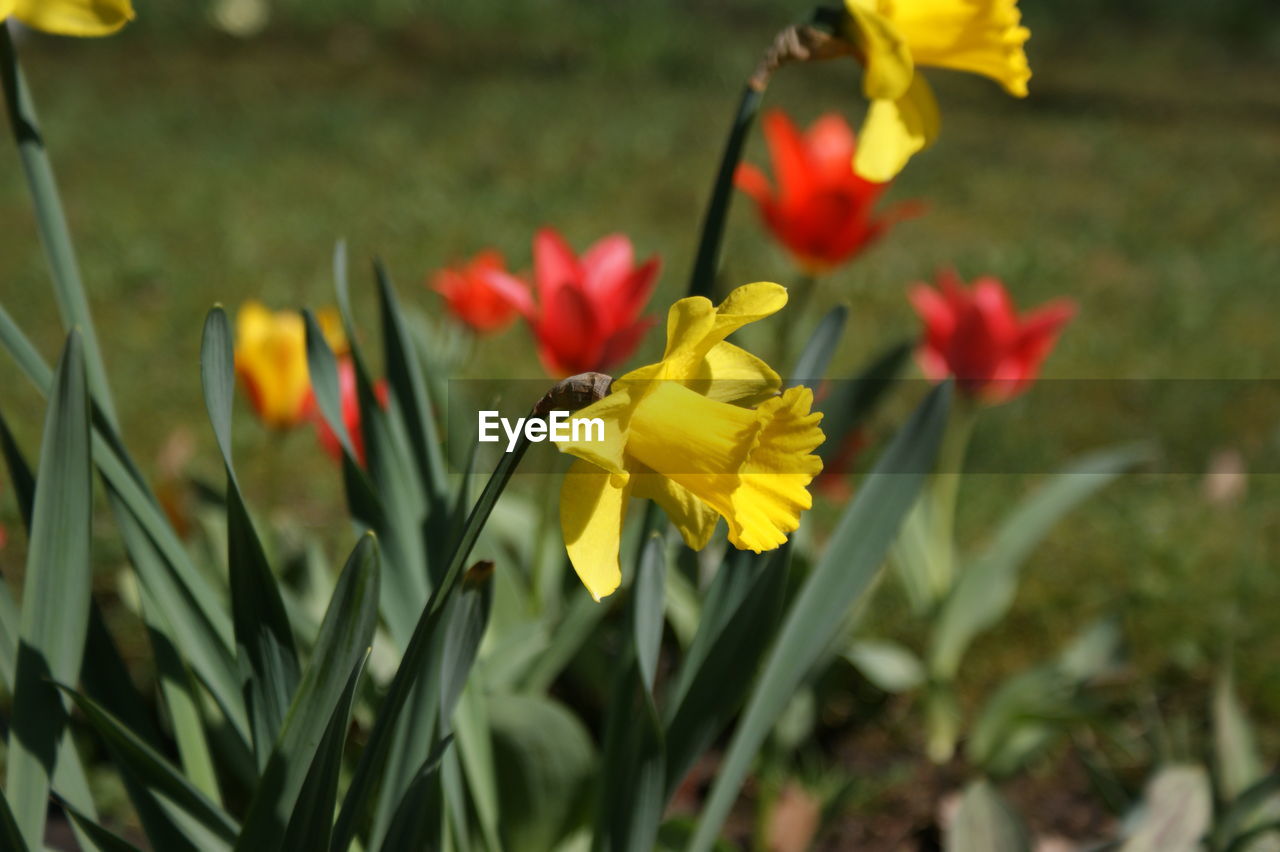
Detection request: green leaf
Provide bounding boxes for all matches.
[944,780,1030,852]
[0,787,27,852]
[375,258,448,508]
[58,685,241,846]
[844,639,926,694]
[55,795,145,852]
[687,382,952,852]
[331,435,531,852]
[236,533,381,851]
[283,652,371,852]
[201,307,301,767]
[594,537,668,852]
[0,28,118,428]
[928,443,1152,680]
[379,736,454,852]
[5,331,93,849]
[633,535,666,694]
[663,546,789,795]
[1120,766,1211,852]
[491,694,596,851]
[1217,774,1280,852]
[786,305,847,390]
[1215,668,1266,801]
[817,339,912,466]
[0,305,246,742]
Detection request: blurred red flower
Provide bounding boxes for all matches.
[431,250,520,333]
[815,426,870,502]
[910,270,1076,402]
[311,359,388,467]
[735,110,920,275]
[483,227,660,376]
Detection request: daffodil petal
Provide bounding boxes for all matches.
[631,470,720,551]
[689,340,781,405]
[12,0,135,35]
[554,388,635,478]
[854,74,941,182]
[1,0,16,21]
[880,0,1031,97]
[560,459,630,601]
[842,0,915,101]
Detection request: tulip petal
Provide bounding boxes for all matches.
[631,471,720,551]
[581,234,634,302]
[734,163,776,209]
[761,110,816,206]
[854,75,941,182]
[842,0,916,101]
[805,113,859,183]
[534,227,583,305]
[538,284,602,376]
[12,0,134,35]
[690,340,781,406]
[480,268,537,320]
[560,459,630,601]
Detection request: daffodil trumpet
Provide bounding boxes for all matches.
[554,282,825,601]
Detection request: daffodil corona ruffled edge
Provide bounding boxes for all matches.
[2,0,135,36]
[842,0,1031,181]
[555,282,825,601]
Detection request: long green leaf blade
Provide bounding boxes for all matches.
[4,331,93,848]
[688,382,952,851]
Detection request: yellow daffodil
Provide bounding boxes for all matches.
[1,0,135,36]
[234,301,345,430]
[555,282,825,601]
[842,0,1031,181]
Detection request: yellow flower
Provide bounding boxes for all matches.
[555,282,825,601]
[1,0,135,36]
[234,301,345,430]
[842,0,1031,181]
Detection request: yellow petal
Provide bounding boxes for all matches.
[315,307,349,357]
[560,459,630,601]
[554,388,636,479]
[631,470,720,551]
[725,387,825,552]
[842,0,916,100]
[687,340,781,406]
[235,301,311,428]
[12,0,135,36]
[882,0,1031,97]
[854,74,941,182]
[1,1,16,21]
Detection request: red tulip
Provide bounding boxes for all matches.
[910,270,1076,402]
[311,359,388,467]
[483,227,660,376]
[431,250,520,333]
[735,110,920,275]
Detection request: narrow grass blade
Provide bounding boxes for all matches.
[202,307,300,766]
[687,84,762,300]
[56,796,145,852]
[928,442,1152,680]
[0,787,27,852]
[58,686,241,845]
[332,436,531,852]
[688,382,951,851]
[375,258,448,507]
[4,331,93,848]
[236,533,380,851]
[0,29,117,427]
[663,546,789,795]
[283,652,371,852]
[945,780,1030,852]
[786,305,847,390]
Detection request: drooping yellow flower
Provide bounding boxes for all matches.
[842,0,1031,181]
[555,282,825,601]
[234,301,345,430]
[1,0,135,36]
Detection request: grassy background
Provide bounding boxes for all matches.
[1,0,1279,791]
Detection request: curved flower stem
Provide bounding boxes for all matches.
[0,25,118,429]
[687,84,764,301]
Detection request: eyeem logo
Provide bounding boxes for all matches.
[478,410,605,453]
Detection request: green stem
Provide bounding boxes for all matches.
[0,25,118,429]
[923,399,977,603]
[779,273,819,366]
[687,84,764,301]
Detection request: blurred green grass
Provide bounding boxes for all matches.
[1,4,1279,738]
